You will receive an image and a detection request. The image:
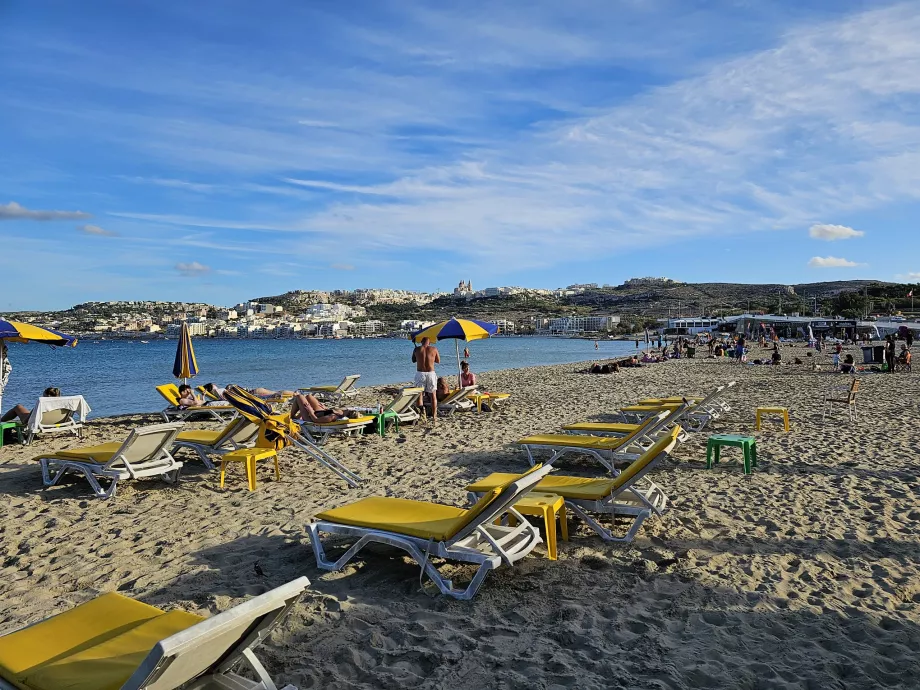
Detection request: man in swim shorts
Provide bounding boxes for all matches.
[412,336,441,422]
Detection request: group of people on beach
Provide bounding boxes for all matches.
[175,382,358,424]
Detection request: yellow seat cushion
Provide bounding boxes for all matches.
[317,466,544,541]
[316,496,473,541]
[45,441,124,464]
[22,610,204,690]
[0,592,167,690]
[640,396,703,404]
[309,415,375,427]
[621,402,683,412]
[304,385,337,392]
[466,473,618,501]
[175,429,225,445]
[517,434,625,450]
[562,422,641,434]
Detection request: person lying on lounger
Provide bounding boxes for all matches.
[203,383,294,401]
[290,392,349,423]
[1,386,60,424]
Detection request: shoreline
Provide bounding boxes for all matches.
[2,343,918,688]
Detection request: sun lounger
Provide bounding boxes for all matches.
[0,576,310,690]
[296,414,377,445]
[348,386,423,426]
[563,385,730,437]
[156,384,236,423]
[307,464,554,600]
[172,417,260,470]
[638,380,736,414]
[467,427,679,543]
[35,422,185,499]
[517,405,686,473]
[22,395,90,444]
[612,383,735,431]
[437,385,478,414]
[299,374,360,403]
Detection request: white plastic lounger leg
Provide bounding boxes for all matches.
[565,501,651,543]
[41,459,119,499]
[307,524,494,600]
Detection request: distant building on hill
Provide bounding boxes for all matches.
[623,277,678,288]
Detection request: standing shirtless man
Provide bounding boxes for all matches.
[412,337,440,422]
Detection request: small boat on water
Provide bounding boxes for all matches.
[140,340,149,344]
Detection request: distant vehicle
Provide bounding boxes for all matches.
[890,316,907,322]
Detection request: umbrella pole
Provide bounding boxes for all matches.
[0,345,5,417]
[456,340,462,389]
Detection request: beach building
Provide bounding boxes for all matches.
[488,319,516,335]
[662,317,722,337]
[546,315,619,334]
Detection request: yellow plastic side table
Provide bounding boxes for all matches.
[219,448,280,491]
[504,492,568,560]
[755,406,790,432]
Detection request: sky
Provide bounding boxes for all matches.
[1,0,919,311]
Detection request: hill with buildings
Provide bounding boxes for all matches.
[4,279,915,339]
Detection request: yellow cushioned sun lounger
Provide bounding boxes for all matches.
[308,464,554,600]
[155,384,236,423]
[35,423,185,500]
[172,417,260,470]
[468,427,679,542]
[0,578,309,690]
[517,406,686,473]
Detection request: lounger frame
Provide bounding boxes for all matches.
[614,382,736,430]
[172,418,260,470]
[471,441,675,543]
[520,406,685,474]
[37,422,185,499]
[308,465,553,600]
[23,400,86,445]
[300,374,361,404]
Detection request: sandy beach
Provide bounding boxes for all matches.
[2,344,919,689]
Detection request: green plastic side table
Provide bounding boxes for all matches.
[0,421,23,448]
[373,410,399,437]
[706,434,757,474]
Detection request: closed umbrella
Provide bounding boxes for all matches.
[0,319,77,416]
[172,322,199,383]
[411,318,498,386]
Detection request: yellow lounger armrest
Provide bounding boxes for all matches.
[562,422,642,434]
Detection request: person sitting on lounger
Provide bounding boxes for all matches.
[177,384,204,408]
[459,361,477,387]
[899,346,911,366]
[1,387,60,424]
[290,392,348,423]
[771,344,781,365]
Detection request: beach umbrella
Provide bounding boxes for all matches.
[222,384,361,486]
[411,318,498,385]
[0,319,77,416]
[172,322,198,383]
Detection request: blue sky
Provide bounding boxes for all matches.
[2,0,919,311]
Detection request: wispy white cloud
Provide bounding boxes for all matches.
[330,263,355,271]
[895,272,920,281]
[0,201,91,221]
[78,224,117,237]
[175,261,211,276]
[809,256,861,268]
[809,223,864,241]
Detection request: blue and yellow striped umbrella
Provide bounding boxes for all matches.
[0,319,77,346]
[410,318,497,344]
[410,318,498,385]
[172,322,199,381]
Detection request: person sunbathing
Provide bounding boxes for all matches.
[203,383,293,400]
[177,384,204,408]
[840,354,856,374]
[1,387,60,424]
[290,392,347,423]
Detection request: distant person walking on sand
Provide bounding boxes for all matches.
[412,337,441,422]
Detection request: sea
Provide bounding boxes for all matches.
[1,337,639,418]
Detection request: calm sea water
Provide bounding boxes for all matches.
[2,337,638,418]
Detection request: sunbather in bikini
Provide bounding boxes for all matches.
[290,393,348,423]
